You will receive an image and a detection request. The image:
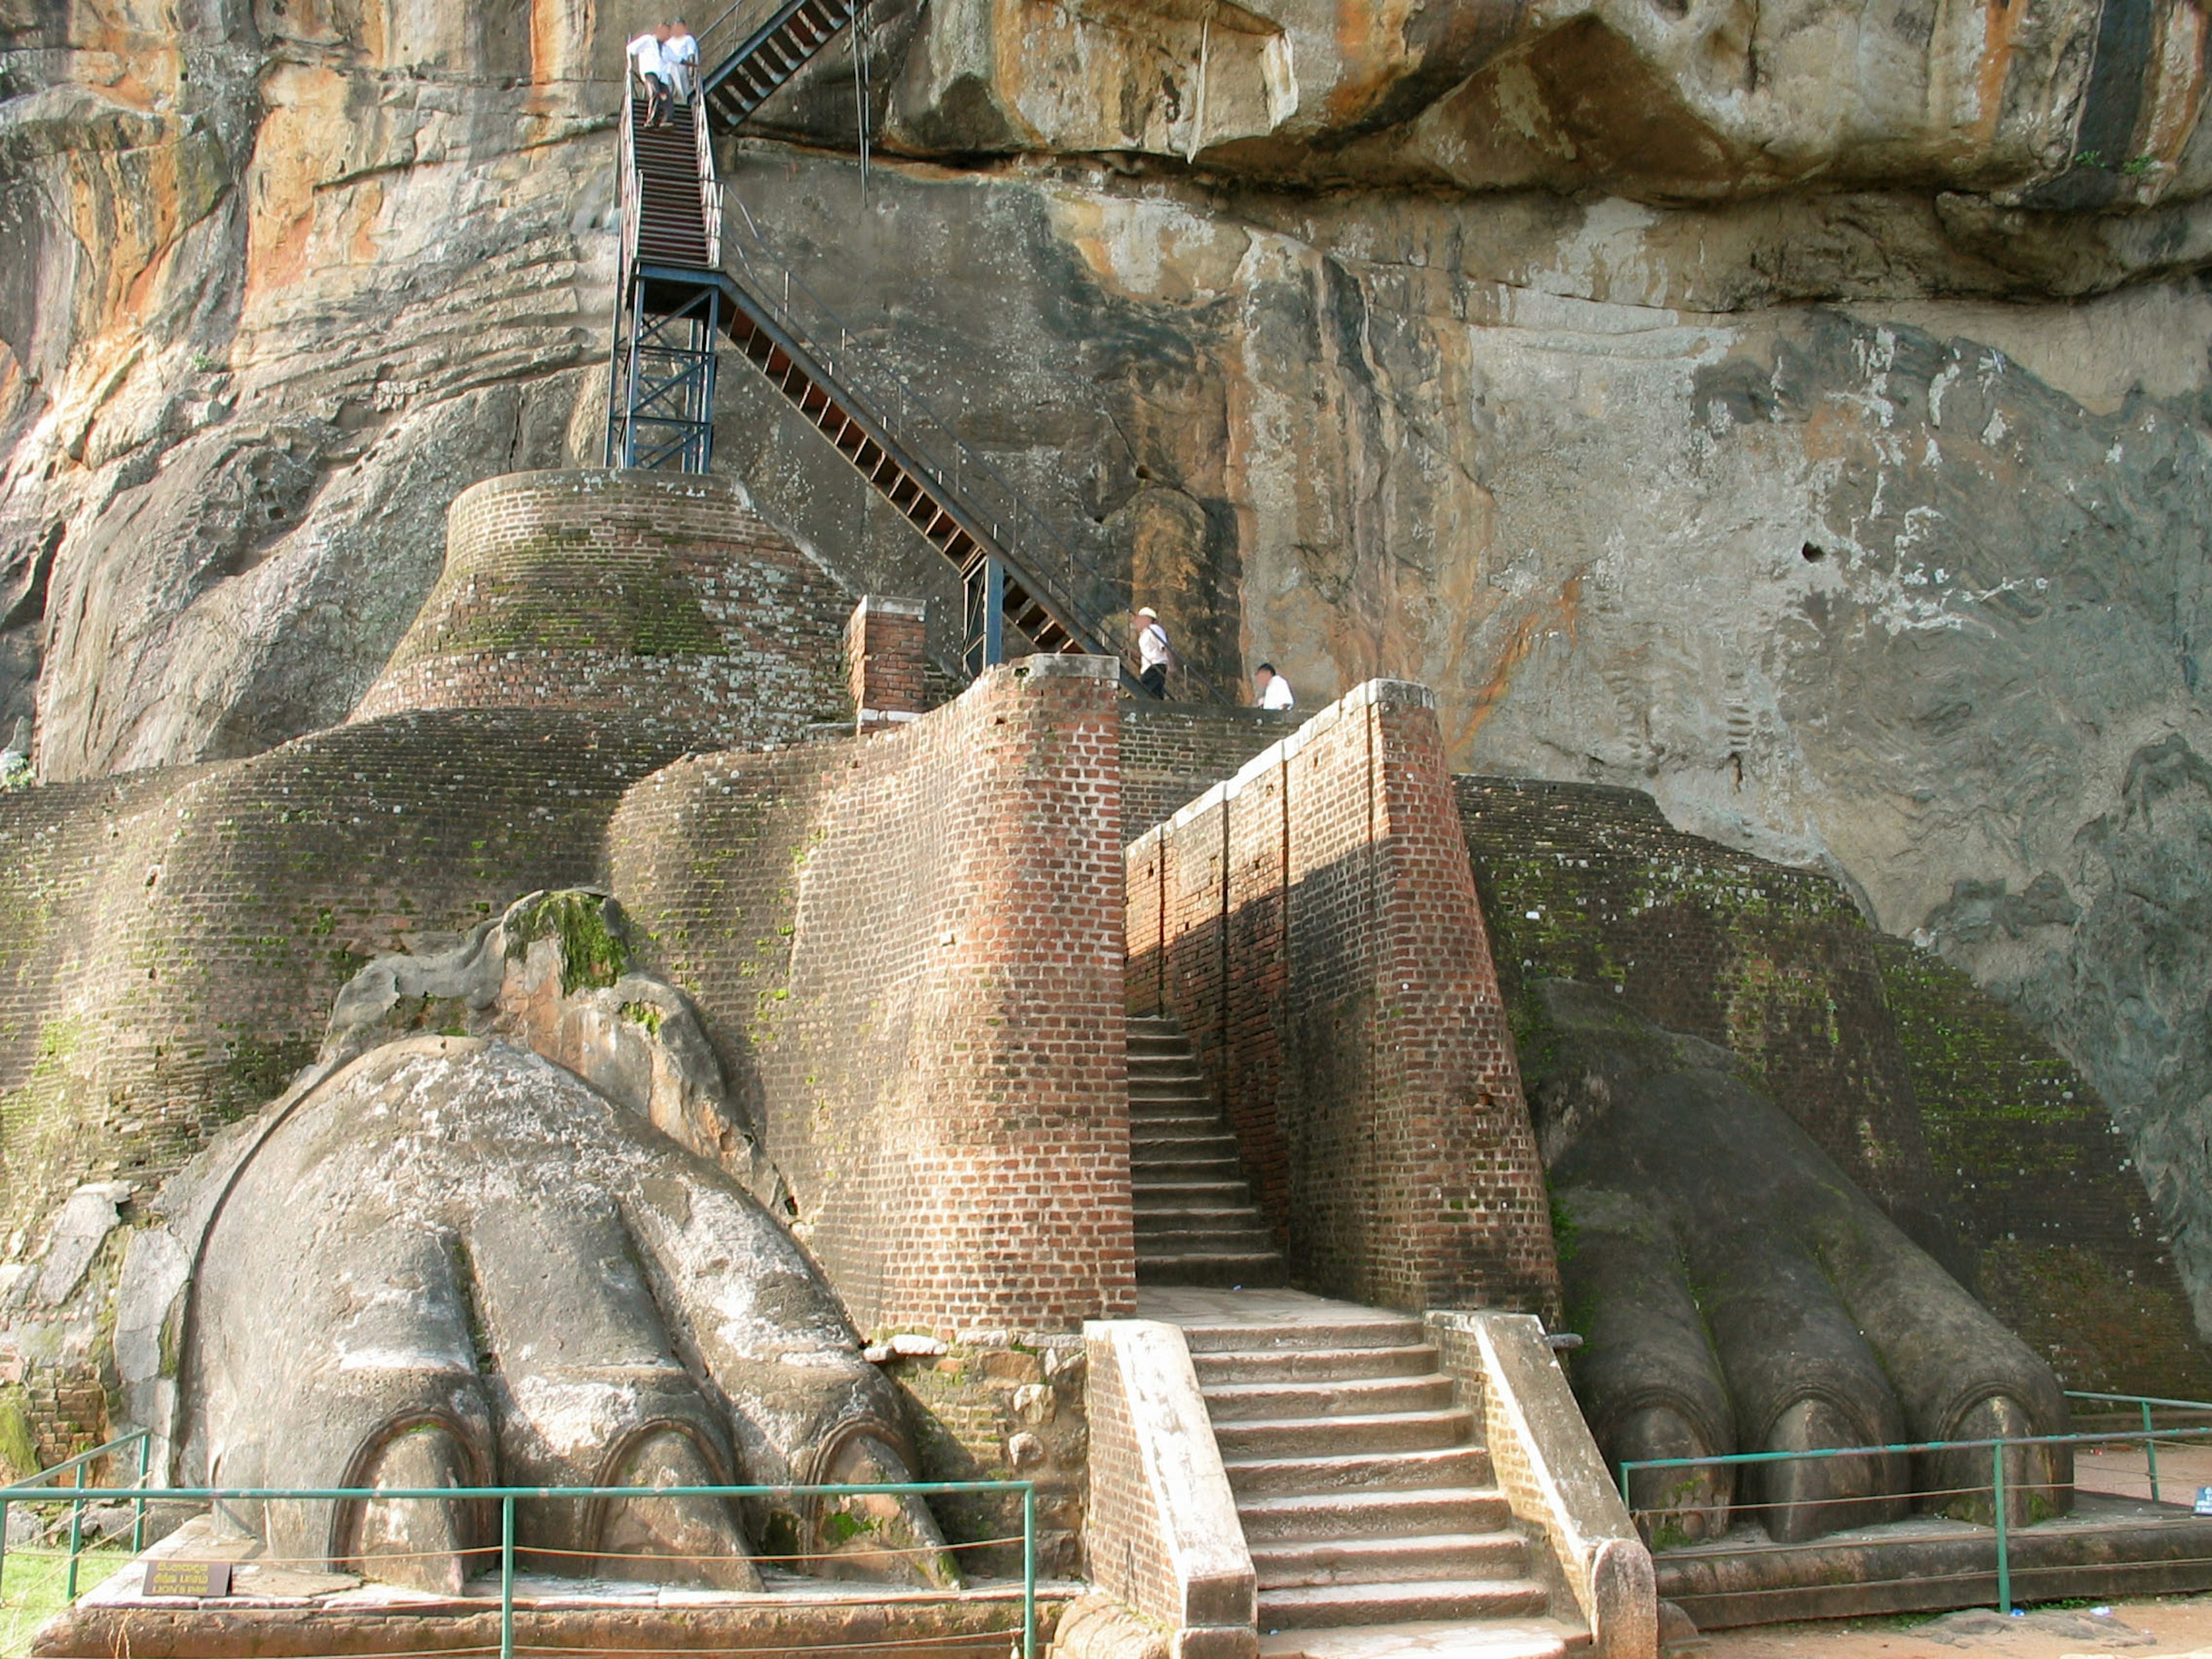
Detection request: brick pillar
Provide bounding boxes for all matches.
[845,597,929,733]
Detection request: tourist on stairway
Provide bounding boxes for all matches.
[628,24,672,125]
[663,19,699,101]
[1137,607,1174,698]
[1253,662,1295,709]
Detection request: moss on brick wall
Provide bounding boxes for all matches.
[1874,935,2212,1396]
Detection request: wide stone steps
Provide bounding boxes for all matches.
[1191,1343,1441,1384]
[1202,1374,1459,1420]
[1145,1287,1561,1649]
[1217,1409,1478,1460]
[1222,1444,1496,1498]
[1258,1579,1554,1630]
[1128,1014,1287,1288]
[1251,1531,1529,1589]
[1236,1486,1515,1543]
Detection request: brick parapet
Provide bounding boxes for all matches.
[845,597,930,733]
[352,469,854,746]
[1127,681,1560,1316]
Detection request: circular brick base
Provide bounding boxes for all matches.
[352,470,854,746]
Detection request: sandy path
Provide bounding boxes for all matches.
[1694,1595,2212,1659]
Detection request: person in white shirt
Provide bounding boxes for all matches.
[1136,608,1173,698]
[628,26,671,126]
[1253,662,1295,710]
[662,20,699,102]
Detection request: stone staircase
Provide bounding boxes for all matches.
[1129,1015,1287,1287]
[1143,1287,1585,1657]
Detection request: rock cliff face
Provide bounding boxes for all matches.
[6,0,2210,1317]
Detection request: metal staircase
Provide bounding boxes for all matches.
[699,0,869,130]
[603,0,1182,692]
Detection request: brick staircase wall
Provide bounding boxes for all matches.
[1125,680,1559,1317]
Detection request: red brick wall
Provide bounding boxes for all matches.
[1126,681,1560,1317]
[845,597,930,730]
[613,656,1137,1338]
[353,469,853,744]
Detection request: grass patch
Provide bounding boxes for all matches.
[0,1543,130,1656]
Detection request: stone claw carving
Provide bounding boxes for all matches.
[1525,979,2072,1547]
[121,895,960,1592]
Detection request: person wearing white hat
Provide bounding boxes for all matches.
[1136,607,1173,698]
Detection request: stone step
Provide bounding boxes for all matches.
[1224,1445,1494,1498]
[1138,1228,1283,1257]
[1202,1374,1457,1421]
[1250,1531,1529,1590]
[1179,1313,1429,1354]
[1135,1205,1273,1235]
[1133,1179,1256,1207]
[1236,1487,1514,1543]
[1129,1110,1228,1134]
[1257,1579,1553,1631]
[1214,1409,1475,1461]
[1133,1154,1251,1184]
[1131,1131,1245,1158]
[1136,1252,1290,1289]
[1191,1344,1440,1385]
[1257,1619,1583,1659]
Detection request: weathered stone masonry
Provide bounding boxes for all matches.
[1127,681,1559,1317]
[614,656,1136,1340]
[353,470,854,745]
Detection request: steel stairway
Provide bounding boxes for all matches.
[699,0,869,131]
[604,1,1184,692]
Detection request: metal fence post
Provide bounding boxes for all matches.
[132,1431,149,1554]
[1992,1442,2010,1614]
[501,1494,516,1659]
[1,1492,11,1603]
[1022,1483,1036,1659]
[2143,1400,2161,1505]
[64,1460,84,1603]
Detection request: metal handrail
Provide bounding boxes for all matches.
[2062,1389,2212,1505]
[692,86,722,267]
[1621,1419,2212,1617]
[5,1475,1037,1659]
[719,185,1227,702]
[0,1429,153,1603]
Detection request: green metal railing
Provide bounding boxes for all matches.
[0,1467,1036,1659]
[1620,1392,2212,1616]
[0,1430,152,1603]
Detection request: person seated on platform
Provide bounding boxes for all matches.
[1254,662,1295,710]
[662,19,699,103]
[628,25,672,126]
[1137,607,1174,699]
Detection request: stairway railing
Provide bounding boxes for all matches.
[718,184,1226,700]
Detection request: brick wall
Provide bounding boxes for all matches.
[1120,704,1304,843]
[1127,681,1559,1316]
[352,470,854,744]
[846,597,930,732]
[1456,774,2212,1397]
[612,656,1136,1339]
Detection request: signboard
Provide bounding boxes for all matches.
[142,1560,232,1599]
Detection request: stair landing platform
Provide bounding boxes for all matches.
[1136,1285,1416,1335]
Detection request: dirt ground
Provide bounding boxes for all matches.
[1694,1595,2212,1659]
